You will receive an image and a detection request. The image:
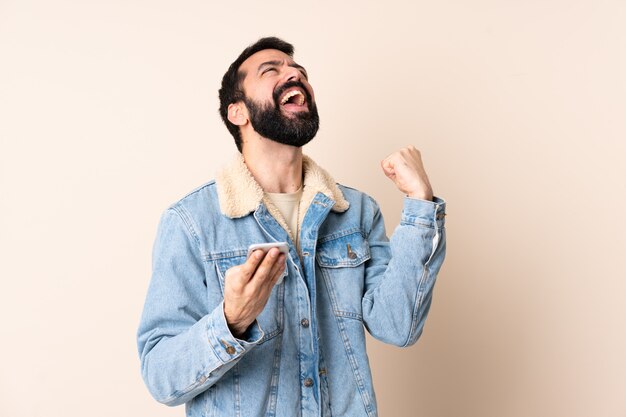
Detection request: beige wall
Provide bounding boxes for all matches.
[1,1,625,416]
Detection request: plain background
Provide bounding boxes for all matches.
[1,1,625,416]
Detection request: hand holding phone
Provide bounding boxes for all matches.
[223,242,288,338]
[247,242,289,284]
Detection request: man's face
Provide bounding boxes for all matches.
[238,49,319,147]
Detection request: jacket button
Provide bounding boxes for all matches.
[304,378,314,387]
[221,339,236,355]
[347,244,357,259]
[300,318,310,328]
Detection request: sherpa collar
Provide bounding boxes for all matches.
[215,153,349,234]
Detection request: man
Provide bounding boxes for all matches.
[137,37,446,417]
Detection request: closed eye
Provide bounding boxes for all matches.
[290,64,308,79]
[262,67,277,75]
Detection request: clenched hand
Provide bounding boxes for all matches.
[381,145,434,201]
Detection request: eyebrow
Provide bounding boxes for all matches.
[257,60,308,77]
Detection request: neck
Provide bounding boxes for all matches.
[241,137,303,193]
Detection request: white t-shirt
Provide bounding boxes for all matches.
[265,187,303,249]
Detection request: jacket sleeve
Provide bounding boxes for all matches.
[361,196,446,347]
[136,207,263,406]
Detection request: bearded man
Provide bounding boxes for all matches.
[137,37,447,417]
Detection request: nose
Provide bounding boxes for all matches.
[284,65,302,82]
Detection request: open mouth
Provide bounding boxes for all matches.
[278,88,307,110]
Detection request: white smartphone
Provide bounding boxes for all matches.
[247,242,289,284]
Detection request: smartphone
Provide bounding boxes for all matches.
[247,242,289,284]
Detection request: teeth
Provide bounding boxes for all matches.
[280,90,304,105]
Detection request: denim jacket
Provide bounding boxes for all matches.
[137,154,446,417]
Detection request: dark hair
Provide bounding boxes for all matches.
[218,37,295,152]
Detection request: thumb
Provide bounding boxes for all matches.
[381,159,396,179]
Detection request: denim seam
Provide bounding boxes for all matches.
[335,314,375,417]
[205,250,248,261]
[213,261,225,294]
[405,265,429,347]
[365,196,380,241]
[173,180,216,203]
[265,333,283,417]
[400,219,437,229]
[205,385,216,417]
[257,281,285,345]
[317,255,370,268]
[362,294,374,306]
[257,328,282,345]
[320,267,375,417]
[170,205,201,247]
[234,364,241,417]
[317,227,365,243]
[334,310,363,321]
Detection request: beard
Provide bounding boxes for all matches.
[243,81,320,147]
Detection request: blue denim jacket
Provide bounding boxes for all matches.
[137,155,446,417]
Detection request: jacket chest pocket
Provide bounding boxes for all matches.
[316,231,371,320]
[213,253,285,343]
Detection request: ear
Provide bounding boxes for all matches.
[227,102,248,126]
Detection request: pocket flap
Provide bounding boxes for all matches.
[213,252,247,278]
[316,232,371,268]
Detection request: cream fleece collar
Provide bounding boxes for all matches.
[215,153,349,236]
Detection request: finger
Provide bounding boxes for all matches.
[250,253,285,304]
[250,248,281,285]
[240,249,266,280]
[381,159,396,177]
[266,253,286,286]
[407,145,420,157]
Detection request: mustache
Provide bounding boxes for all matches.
[273,81,312,105]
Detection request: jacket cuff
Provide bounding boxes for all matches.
[206,301,264,364]
[401,196,446,229]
